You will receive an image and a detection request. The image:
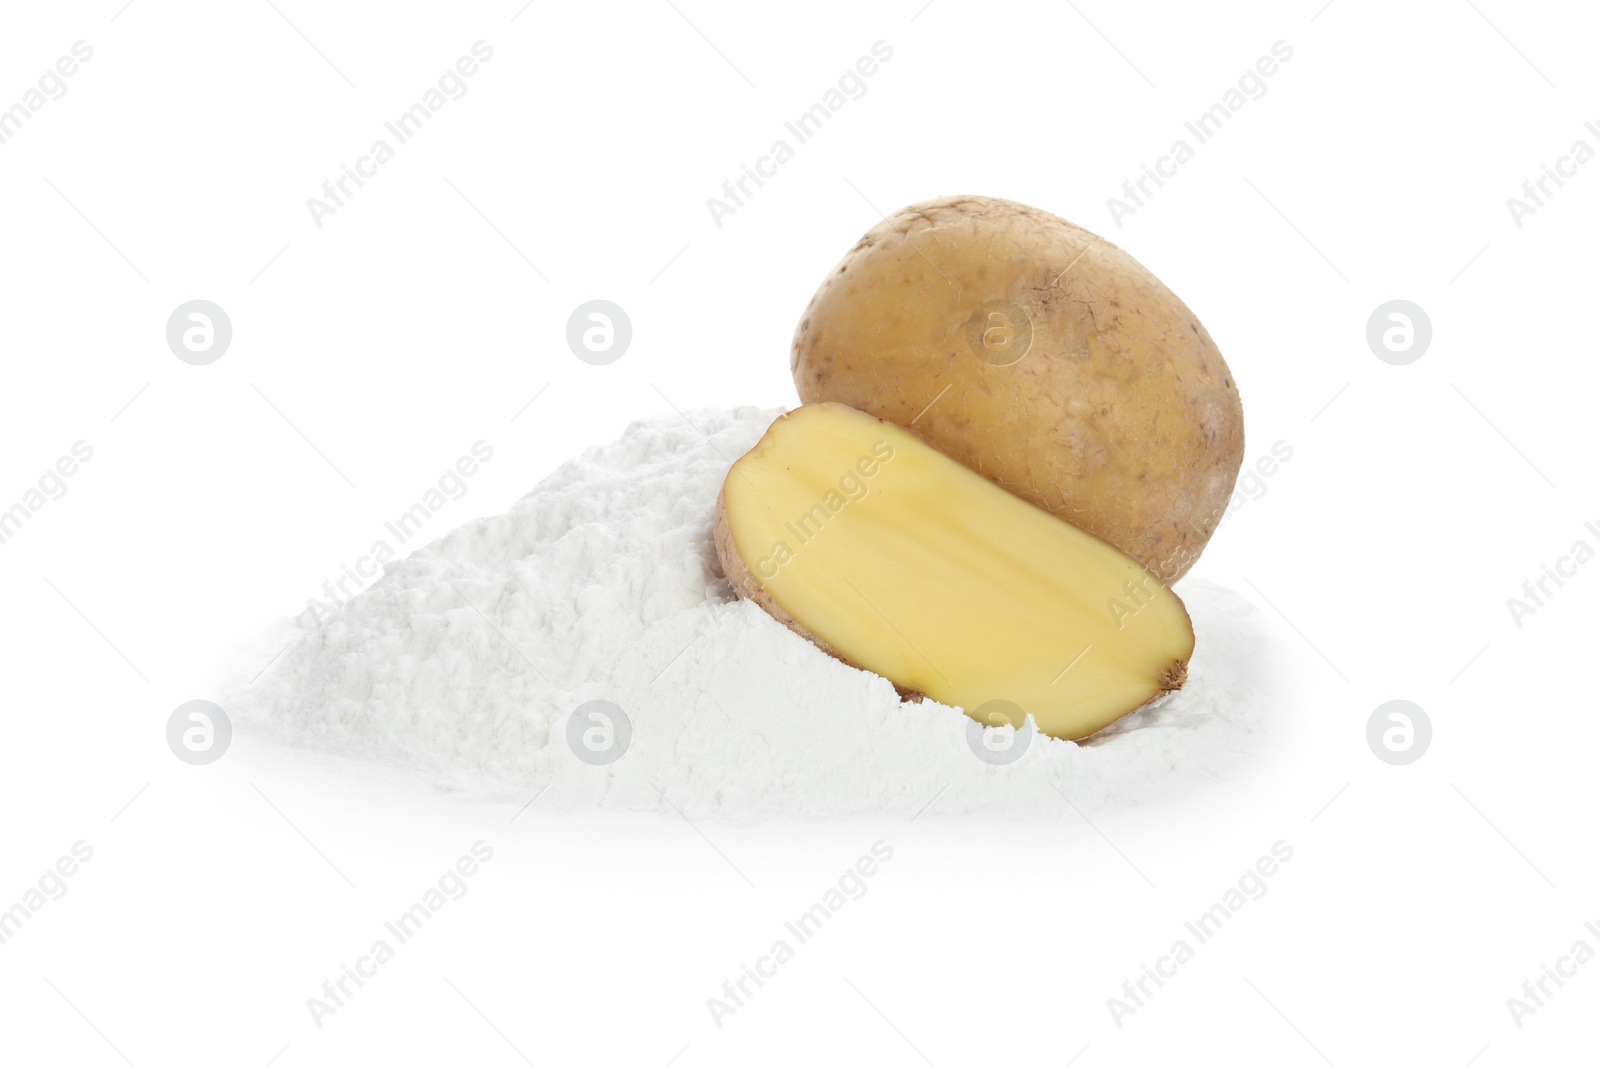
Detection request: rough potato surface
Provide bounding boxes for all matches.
[791,195,1244,581]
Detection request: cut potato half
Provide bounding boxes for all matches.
[714,403,1194,741]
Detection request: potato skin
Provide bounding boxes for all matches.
[791,195,1244,581]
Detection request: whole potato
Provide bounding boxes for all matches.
[791,195,1244,581]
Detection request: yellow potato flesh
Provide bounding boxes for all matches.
[723,404,1194,740]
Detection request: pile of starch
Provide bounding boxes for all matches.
[233,407,1277,823]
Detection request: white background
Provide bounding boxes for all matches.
[2,0,1596,1063]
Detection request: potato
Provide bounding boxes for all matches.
[791,195,1244,581]
[715,403,1193,741]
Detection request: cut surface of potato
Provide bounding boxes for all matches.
[716,403,1194,741]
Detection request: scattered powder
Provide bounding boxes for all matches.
[233,407,1279,824]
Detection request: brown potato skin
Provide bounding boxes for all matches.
[791,195,1244,581]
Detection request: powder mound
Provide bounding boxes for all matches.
[233,406,1278,823]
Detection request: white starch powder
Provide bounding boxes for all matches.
[234,407,1277,823]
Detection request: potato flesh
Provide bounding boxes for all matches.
[723,404,1194,740]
